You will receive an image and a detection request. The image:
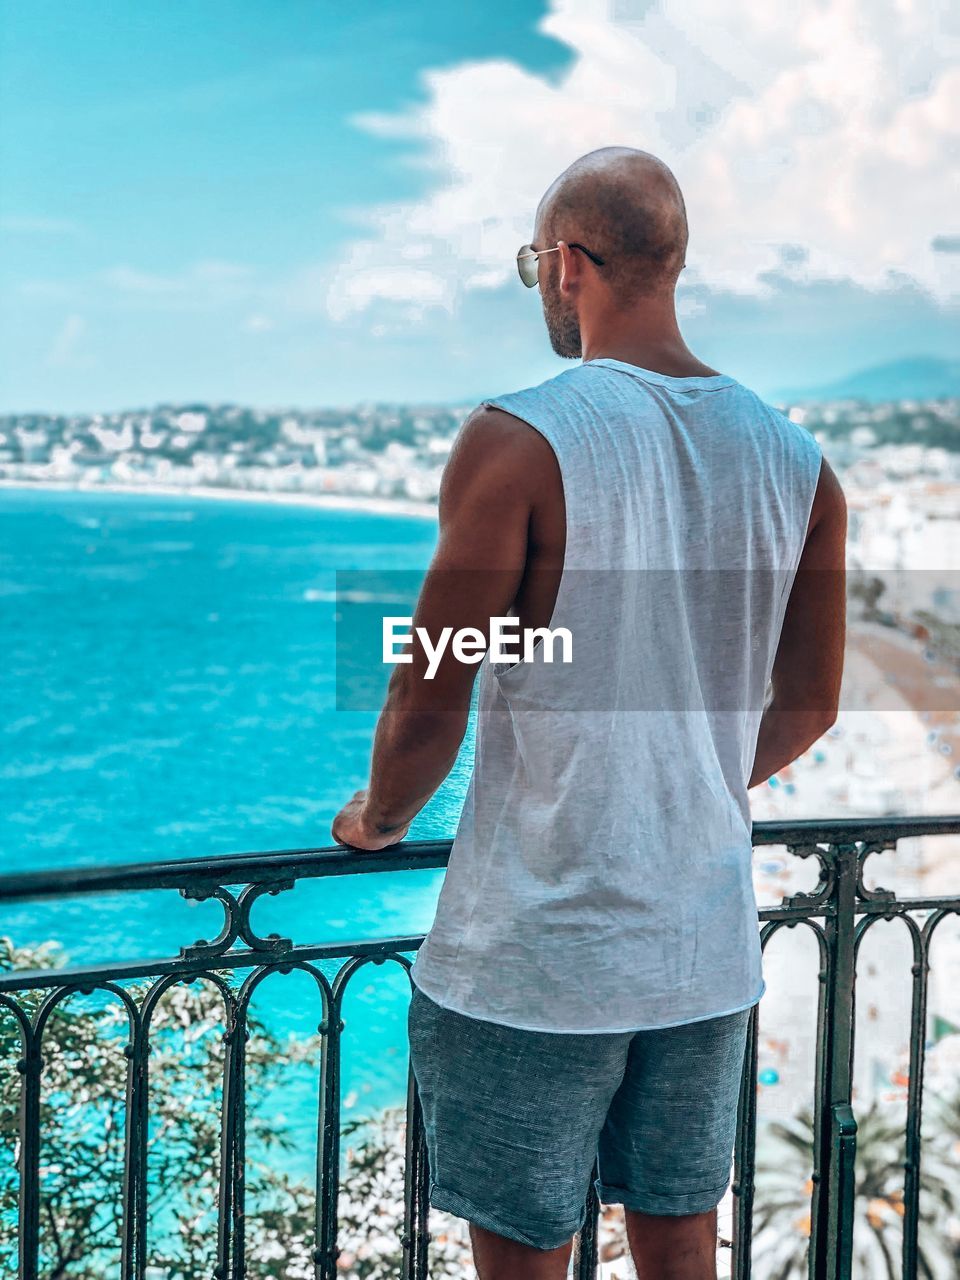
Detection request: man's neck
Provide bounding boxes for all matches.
[580,305,720,379]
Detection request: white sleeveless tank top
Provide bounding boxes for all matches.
[409,357,823,1032]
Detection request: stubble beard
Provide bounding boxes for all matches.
[541,276,582,359]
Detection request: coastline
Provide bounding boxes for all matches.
[0,477,439,521]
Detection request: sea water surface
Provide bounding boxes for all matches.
[0,486,470,1172]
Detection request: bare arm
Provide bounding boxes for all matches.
[331,406,558,848]
[748,457,847,788]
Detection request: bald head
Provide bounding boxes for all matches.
[536,147,688,303]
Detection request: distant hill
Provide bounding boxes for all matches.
[775,356,960,403]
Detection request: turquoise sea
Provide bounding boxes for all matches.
[0,486,471,1174]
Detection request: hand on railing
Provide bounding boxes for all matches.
[331,788,412,851]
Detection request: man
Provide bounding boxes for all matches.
[333,146,846,1280]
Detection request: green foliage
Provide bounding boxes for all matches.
[812,407,960,452]
[0,938,471,1278]
[752,1096,960,1278]
[337,1109,469,1278]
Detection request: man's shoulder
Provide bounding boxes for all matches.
[466,366,597,449]
[734,384,823,459]
[439,396,562,513]
[450,397,558,463]
[481,363,588,414]
[445,382,567,490]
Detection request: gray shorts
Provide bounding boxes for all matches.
[407,981,751,1252]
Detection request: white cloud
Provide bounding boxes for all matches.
[1,215,82,235]
[17,261,261,313]
[102,266,188,295]
[243,313,275,333]
[46,314,90,369]
[17,279,74,301]
[102,260,254,297]
[328,0,960,318]
[326,260,454,324]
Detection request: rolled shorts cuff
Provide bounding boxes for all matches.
[428,1179,584,1252]
[595,1179,730,1217]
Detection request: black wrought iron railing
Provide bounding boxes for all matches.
[0,816,958,1280]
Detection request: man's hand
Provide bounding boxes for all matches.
[331,789,410,850]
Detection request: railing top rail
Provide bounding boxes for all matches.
[0,815,958,904]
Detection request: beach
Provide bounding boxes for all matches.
[0,476,439,521]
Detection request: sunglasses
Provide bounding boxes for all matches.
[516,241,606,288]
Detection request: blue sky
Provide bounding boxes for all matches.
[1,0,957,414]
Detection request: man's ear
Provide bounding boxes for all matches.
[557,239,577,294]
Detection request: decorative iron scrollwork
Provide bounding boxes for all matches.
[855,840,896,903]
[179,879,295,958]
[782,842,836,911]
